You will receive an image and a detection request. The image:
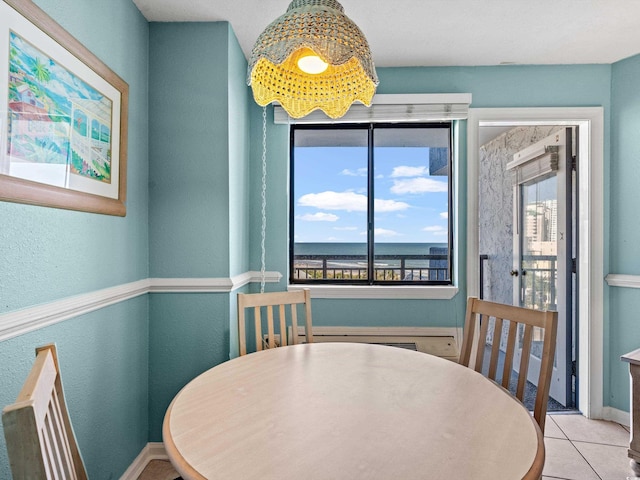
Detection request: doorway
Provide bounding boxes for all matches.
[478,126,575,409]
[466,107,604,419]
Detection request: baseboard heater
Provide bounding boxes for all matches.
[294,326,461,361]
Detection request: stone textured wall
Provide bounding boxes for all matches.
[479,126,561,345]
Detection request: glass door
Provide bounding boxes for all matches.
[511,128,574,407]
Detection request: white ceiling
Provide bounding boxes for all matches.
[131,0,640,67]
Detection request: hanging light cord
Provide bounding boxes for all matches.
[260,106,267,293]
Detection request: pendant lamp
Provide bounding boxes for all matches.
[247,0,379,119]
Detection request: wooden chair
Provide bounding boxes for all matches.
[2,344,87,480]
[237,289,313,356]
[459,297,558,433]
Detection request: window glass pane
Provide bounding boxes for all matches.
[292,128,369,281]
[290,124,453,285]
[521,175,557,311]
[373,127,450,282]
[520,175,558,359]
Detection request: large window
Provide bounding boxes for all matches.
[290,123,453,285]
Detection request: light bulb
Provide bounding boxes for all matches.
[297,55,329,74]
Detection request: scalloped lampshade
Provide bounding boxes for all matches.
[247,0,379,119]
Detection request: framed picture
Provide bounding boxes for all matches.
[0,0,128,216]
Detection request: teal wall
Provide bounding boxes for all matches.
[376,64,611,107]
[147,22,250,441]
[0,0,150,478]
[226,26,251,358]
[248,102,290,281]
[250,64,612,330]
[608,54,640,411]
[227,26,251,278]
[148,293,229,440]
[1,0,639,475]
[0,302,150,479]
[148,22,231,278]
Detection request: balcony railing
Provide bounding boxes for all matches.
[292,254,449,282]
[521,254,558,311]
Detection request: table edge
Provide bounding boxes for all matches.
[163,395,206,480]
[523,413,545,479]
[162,343,545,479]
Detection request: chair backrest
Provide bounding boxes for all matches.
[459,297,558,433]
[2,344,87,480]
[237,289,313,356]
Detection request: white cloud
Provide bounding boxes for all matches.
[340,167,367,177]
[334,226,358,231]
[299,191,366,211]
[440,211,448,219]
[391,178,448,195]
[390,166,429,178]
[423,225,448,236]
[374,198,410,212]
[298,191,409,212]
[360,228,400,237]
[374,228,400,237]
[296,212,339,222]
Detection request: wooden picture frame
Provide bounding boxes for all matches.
[0,0,128,216]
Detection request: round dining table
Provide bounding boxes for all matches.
[163,342,544,480]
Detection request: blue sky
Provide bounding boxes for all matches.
[293,145,449,243]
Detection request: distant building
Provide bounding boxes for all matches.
[429,147,449,176]
[525,200,557,256]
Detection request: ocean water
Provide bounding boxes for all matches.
[293,242,448,256]
[292,243,449,281]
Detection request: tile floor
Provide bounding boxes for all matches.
[543,413,634,480]
[138,413,635,480]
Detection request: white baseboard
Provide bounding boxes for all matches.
[120,442,168,480]
[602,406,631,427]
